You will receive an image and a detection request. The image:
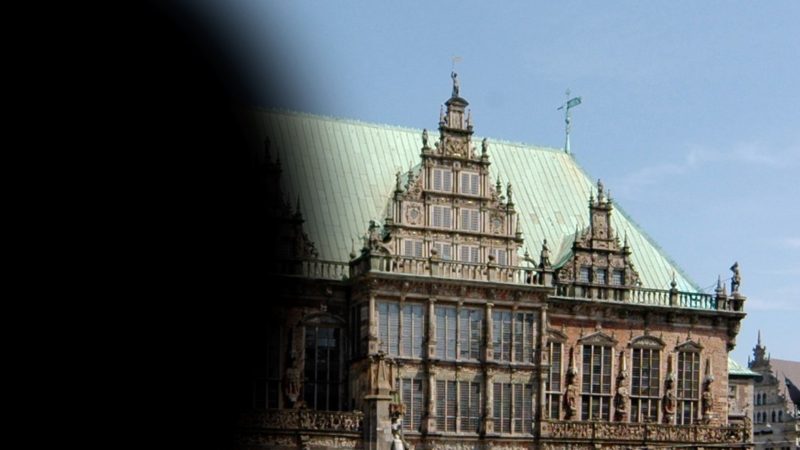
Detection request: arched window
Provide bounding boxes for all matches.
[303,313,345,411]
[630,335,665,423]
[772,410,776,422]
[676,342,702,425]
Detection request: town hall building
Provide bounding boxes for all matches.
[234,75,752,450]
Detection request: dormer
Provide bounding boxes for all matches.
[554,180,639,299]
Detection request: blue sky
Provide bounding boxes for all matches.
[200,1,799,362]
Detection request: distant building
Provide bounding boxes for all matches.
[749,332,800,450]
[729,357,759,438]
[235,76,752,450]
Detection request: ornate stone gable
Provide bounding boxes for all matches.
[555,180,640,295]
[371,73,523,266]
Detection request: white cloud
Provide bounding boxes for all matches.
[616,141,798,197]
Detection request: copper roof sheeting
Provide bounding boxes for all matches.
[247,108,703,292]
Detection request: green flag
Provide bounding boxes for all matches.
[567,97,582,109]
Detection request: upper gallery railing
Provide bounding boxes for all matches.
[350,253,545,286]
[350,253,742,312]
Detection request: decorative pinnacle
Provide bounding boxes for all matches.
[349,238,357,259]
[670,271,677,290]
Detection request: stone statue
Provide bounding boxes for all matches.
[422,129,428,148]
[730,262,741,294]
[368,220,382,251]
[663,355,676,423]
[481,137,488,155]
[702,379,715,423]
[395,171,403,192]
[451,71,460,97]
[564,347,579,419]
[540,239,551,268]
[285,351,303,407]
[506,182,513,204]
[614,352,630,421]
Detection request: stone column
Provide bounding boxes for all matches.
[484,367,494,434]
[425,365,438,434]
[427,298,437,359]
[485,302,494,361]
[368,294,378,355]
[364,354,395,450]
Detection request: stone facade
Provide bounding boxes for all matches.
[235,77,751,450]
[749,334,800,450]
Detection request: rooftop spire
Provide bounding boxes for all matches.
[558,89,582,154]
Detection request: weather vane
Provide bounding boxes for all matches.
[557,89,582,154]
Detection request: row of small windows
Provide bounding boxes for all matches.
[405,239,508,265]
[755,409,784,423]
[545,343,702,424]
[755,391,771,405]
[377,302,535,363]
[578,266,625,286]
[428,205,482,231]
[399,377,532,435]
[432,168,481,195]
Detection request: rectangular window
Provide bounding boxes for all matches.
[458,308,483,360]
[460,171,480,195]
[677,351,700,425]
[378,302,425,357]
[491,248,508,265]
[433,168,453,192]
[631,348,661,423]
[513,312,535,363]
[493,382,532,434]
[253,325,283,409]
[400,377,424,432]
[595,269,607,285]
[436,380,482,433]
[403,239,423,257]
[493,382,512,433]
[460,245,480,263]
[492,311,513,362]
[459,381,482,433]
[304,327,342,411]
[435,306,457,360]
[432,205,453,228]
[579,266,591,283]
[581,345,612,420]
[611,269,624,285]
[460,208,480,232]
[433,242,452,260]
[512,384,533,433]
[545,341,563,419]
[378,302,399,355]
[436,380,458,432]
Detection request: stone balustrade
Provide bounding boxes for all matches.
[540,420,748,444]
[238,409,364,433]
[350,254,544,286]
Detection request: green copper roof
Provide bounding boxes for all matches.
[248,108,702,293]
[728,358,760,378]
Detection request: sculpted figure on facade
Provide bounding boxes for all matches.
[614,351,630,421]
[285,350,303,407]
[451,71,460,97]
[730,261,741,294]
[564,347,579,419]
[663,355,676,423]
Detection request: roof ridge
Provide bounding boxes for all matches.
[256,107,565,153]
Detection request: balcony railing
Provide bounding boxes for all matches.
[269,259,350,280]
[540,420,749,444]
[238,409,364,434]
[350,254,544,286]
